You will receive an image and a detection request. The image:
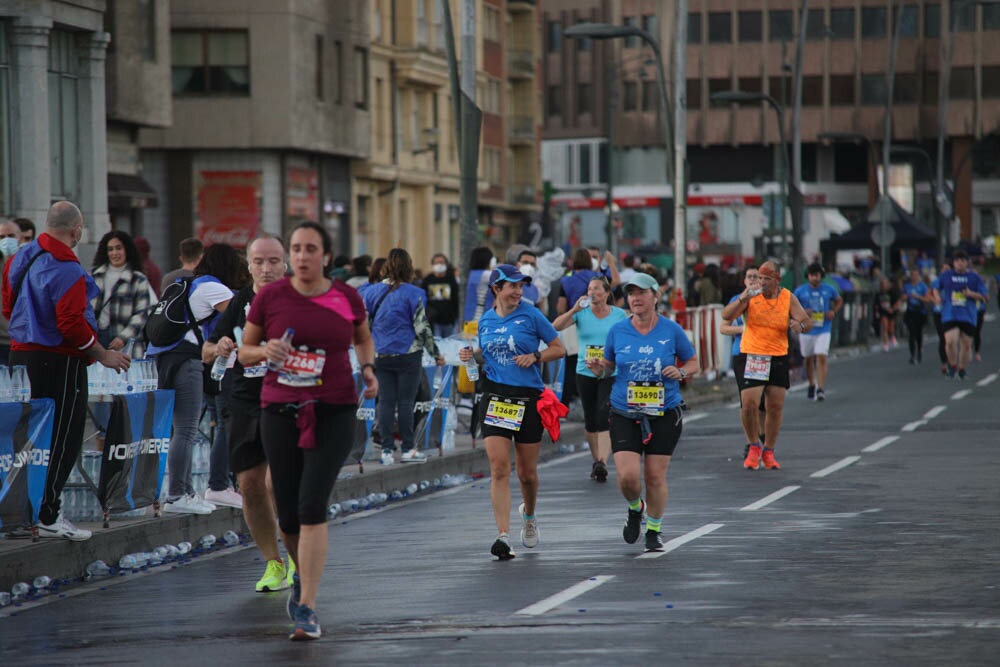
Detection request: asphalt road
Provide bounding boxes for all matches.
[2,325,998,666]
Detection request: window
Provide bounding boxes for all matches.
[984,67,1000,98]
[898,5,918,37]
[623,17,639,48]
[738,11,762,42]
[579,145,591,184]
[861,7,887,38]
[686,78,701,109]
[767,76,786,101]
[577,82,591,115]
[334,40,342,104]
[985,5,1000,30]
[708,12,732,43]
[802,75,823,105]
[598,142,609,183]
[922,72,938,104]
[708,77,731,98]
[484,6,501,42]
[416,0,428,46]
[354,47,368,109]
[861,74,886,105]
[315,35,324,100]
[830,74,855,105]
[925,4,941,37]
[830,8,854,40]
[950,2,975,32]
[546,85,562,116]
[893,73,918,103]
[805,7,825,40]
[375,77,385,150]
[770,10,793,41]
[623,81,638,111]
[738,77,762,93]
[642,14,657,37]
[547,21,561,52]
[48,31,79,201]
[688,13,702,44]
[949,67,974,99]
[139,0,157,61]
[641,80,657,112]
[171,30,250,95]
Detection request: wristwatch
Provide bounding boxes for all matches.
[678,369,687,380]
[533,351,542,362]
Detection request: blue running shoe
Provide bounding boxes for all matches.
[286,572,301,621]
[289,604,321,640]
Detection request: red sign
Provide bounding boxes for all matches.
[286,167,319,221]
[196,171,261,248]
[561,192,828,209]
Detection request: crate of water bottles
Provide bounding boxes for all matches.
[61,451,106,523]
[87,357,158,400]
[0,364,32,403]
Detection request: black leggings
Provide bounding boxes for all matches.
[576,374,612,433]
[974,309,985,353]
[904,310,927,360]
[933,313,947,364]
[260,403,354,534]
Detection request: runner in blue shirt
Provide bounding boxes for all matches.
[792,264,843,401]
[588,273,698,552]
[901,268,932,365]
[553,275,628,483]
[721,264,766,463]
[458,264,564,560]
[929,265,949,374]
[935,250,988,379]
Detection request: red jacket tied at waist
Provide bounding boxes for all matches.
[536,388,569,441]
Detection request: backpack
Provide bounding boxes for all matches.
[144,276,215,347]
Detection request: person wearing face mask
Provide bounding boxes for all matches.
[0,219,23,364]
[516,249,545,309]
[423,253,459,338]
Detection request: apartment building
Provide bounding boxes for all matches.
[354,0,542,265]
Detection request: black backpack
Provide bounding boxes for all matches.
[144,276,215,347]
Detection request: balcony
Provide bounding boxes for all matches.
[508,0,536,13]
[510,181,536,205]
[507,47,534,80]
[508,114,535,144]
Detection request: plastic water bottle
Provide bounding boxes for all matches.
[210,350,234,381]
[11,366,30,402]
[0,365,11,401]
[199,534,217,549]
[146,550,163,566]
[10,582,29,600]
[177,541,192,555]
[327,503,341,519]
[33,575,52,590]
[442,409,457,453]
[419,480,430,492]
[222,530,239,547]
[85,560,112,579]
[118,554,138,570]
[153,546,169,561]
[162,544,180,559]
[578,297,591,309]
[0,592,11,607]
[406,483,418,496]
[463,347,478,382]
[267,328,295,371]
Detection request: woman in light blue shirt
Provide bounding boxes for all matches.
[553,276,627,483]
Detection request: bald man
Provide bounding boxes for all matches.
[2,201,130,540]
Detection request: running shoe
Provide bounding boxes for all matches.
[380,450,395,465]
[401,449,427,463]
[806,385,816,400]
[762,448,781,470]
[592,460,608,482]
[491,534,516,560]
[623,500,645,544]
[644,529,664,552]
[816,388,825,401]
[205,487,244,509]
[256,559,290,593]
[891,336,898,347]
[958,369,967,380]
[948,365,957,379]
[744,445,762,471]
[36,514,92,541]
[163,494,212,515]
[519,503,539,548]
[287,556,296,587]
[287,572,301,620]
[289,604,321,641]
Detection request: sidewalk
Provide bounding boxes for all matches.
[0,377,737,592]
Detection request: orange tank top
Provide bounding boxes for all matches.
[740,288,791,356]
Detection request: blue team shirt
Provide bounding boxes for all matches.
[605,316,696,412]
[726,294,744,356]
[478,302,559,390]
[930,277,942,314]
[938,269,986,325]
[573,306,628,376]
[903,281,930,314]
[793,282,840,336]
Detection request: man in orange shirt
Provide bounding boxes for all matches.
[720,261,812,470]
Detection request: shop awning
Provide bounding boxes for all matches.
[108,173,158,209]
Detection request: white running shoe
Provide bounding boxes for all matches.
[380,451,395,465]
[401,449,427,463]
[37,514,92,541]
[205,487,244,509]
[163,494,212,515]
[518,503,539,548]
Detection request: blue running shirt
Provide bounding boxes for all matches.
[793,282,840,335]
[903,281,929,314]
[938,270,986,325]
[478,302,559,390]
[726,294,744,356]
[573,305,628,377]
[605,315,695,412]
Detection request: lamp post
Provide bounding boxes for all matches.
[564,17,687,292]
[711,90,798,280]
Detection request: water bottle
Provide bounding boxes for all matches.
[210,350,234,381]
[747,288,762,297]
[222,530,240,547]
[85,560,112,579]
[442,409,457,453]
[11,365,30,402]
[419,480,430,492]
[389,489,403,501]
[32,575,52,590]
[118,554,138,570]
[177,541,192,555]
[199,534,217,549]
[0,592,11,607]
[153,546,169,561]
[327,503,341,519]
[406,483,418,496]
[463,347,479,382]
[578,297,591,309]
[145,550,163,566]
[10,582,30,600]
[162,544,180,559]
[123,338,135,358]
[0,365,10,402]
[266,328,295,372]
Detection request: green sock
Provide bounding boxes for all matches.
[646,516,662,533]
[628,497,643,512]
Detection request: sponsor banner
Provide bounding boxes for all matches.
[98,391,174,513]
[0,399,55,528]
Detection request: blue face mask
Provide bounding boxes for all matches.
[0,236,18,257]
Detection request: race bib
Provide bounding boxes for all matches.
[950,292,967,307]
[243,361,267,378]
[811,311,825,324]
[277,348,326,387]
[626,382,665,416]
[745,354,771,381]
[584,345,604,361]
[484,396,526,431]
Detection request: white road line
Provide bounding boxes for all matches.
[515,575,615,616]
[977,373,997,387]
[684,411,709,423]
[636,522,725,560]
[923,405,947,420]
[901,420,927,432]
[739,486,801,511]
[789,381,809,393]
[862,435,899,453]
[811,456,862,478]
[726,401,741,409]
[951,389,972,400]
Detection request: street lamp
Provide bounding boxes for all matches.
[711,90,800,282]
[563,19,688,292]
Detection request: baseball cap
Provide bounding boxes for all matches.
[489,263,532,286]
[624,272,660,292]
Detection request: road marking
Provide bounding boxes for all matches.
[726,401,741,409]
[923,405,947,420]
[811,456,862,478]
[740,486,801,511]
[515,575,615,616]
[901,420,926,432]
[862,435,899,453]
[977,373,997,387]
[636,522,725,560]
[684,411,709,423]
[789,381,809,393]
[951,389,972,400]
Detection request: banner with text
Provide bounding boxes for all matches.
[0,399,55,529]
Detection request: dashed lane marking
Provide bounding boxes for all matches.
[636,522,725,560]
[901,420,926,432]
[862,435,899,453]
[740,485,801,511]
[684,411,709,423]
[515,575,615,616]
[923,405,947,420]
[977,373,997,387]
[811,456,862,478]
[951,389,972,400]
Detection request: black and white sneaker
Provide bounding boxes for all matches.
[623,501,645,544]
[816,388,825,401]
[806,385,816,400]
[644,529,664,552]
[592,461,608,483]
[491,534,516,560]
